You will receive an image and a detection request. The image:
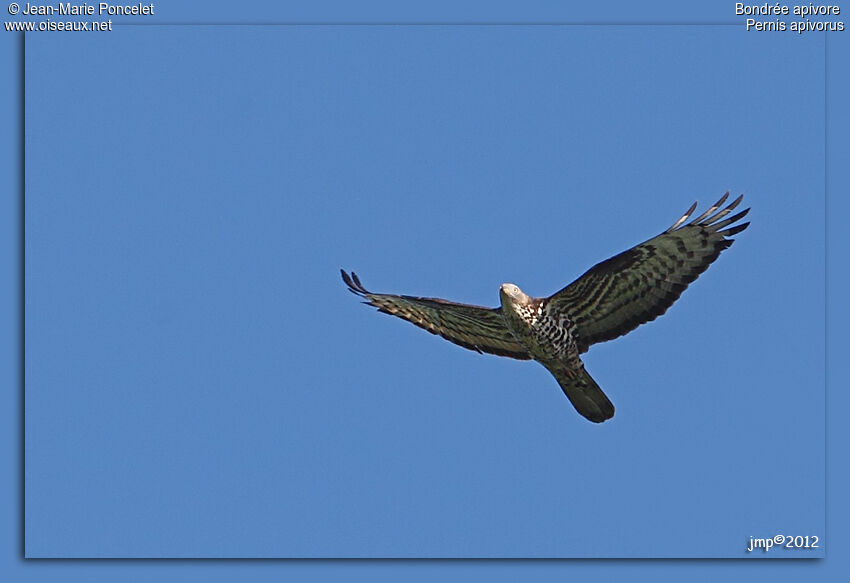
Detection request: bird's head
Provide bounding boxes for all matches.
[499,283,531,310]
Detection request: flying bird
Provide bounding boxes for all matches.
[342,193,750,423]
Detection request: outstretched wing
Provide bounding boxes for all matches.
[341,270,531,360]
[547,193,750,353]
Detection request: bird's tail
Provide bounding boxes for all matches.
[542,362,615,423]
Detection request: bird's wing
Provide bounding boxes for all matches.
[341,270,531,360]
[546,193,750,353]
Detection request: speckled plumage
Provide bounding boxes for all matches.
[342,193,750,423]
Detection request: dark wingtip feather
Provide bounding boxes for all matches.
[732,206,750,221]
[689,191,736,226]
[719,221,750,237]
[691,191,729,223]
[340,268,353,288]
[709,207,750,231]
[727,193,744,211]
[341,269,368,296]
[667,201,698,232]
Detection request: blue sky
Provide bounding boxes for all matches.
[23,25,824,558]
[3,0,848,580]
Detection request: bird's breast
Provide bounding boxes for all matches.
[503,302,577,362]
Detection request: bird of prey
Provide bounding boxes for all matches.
[341,193,749,423]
